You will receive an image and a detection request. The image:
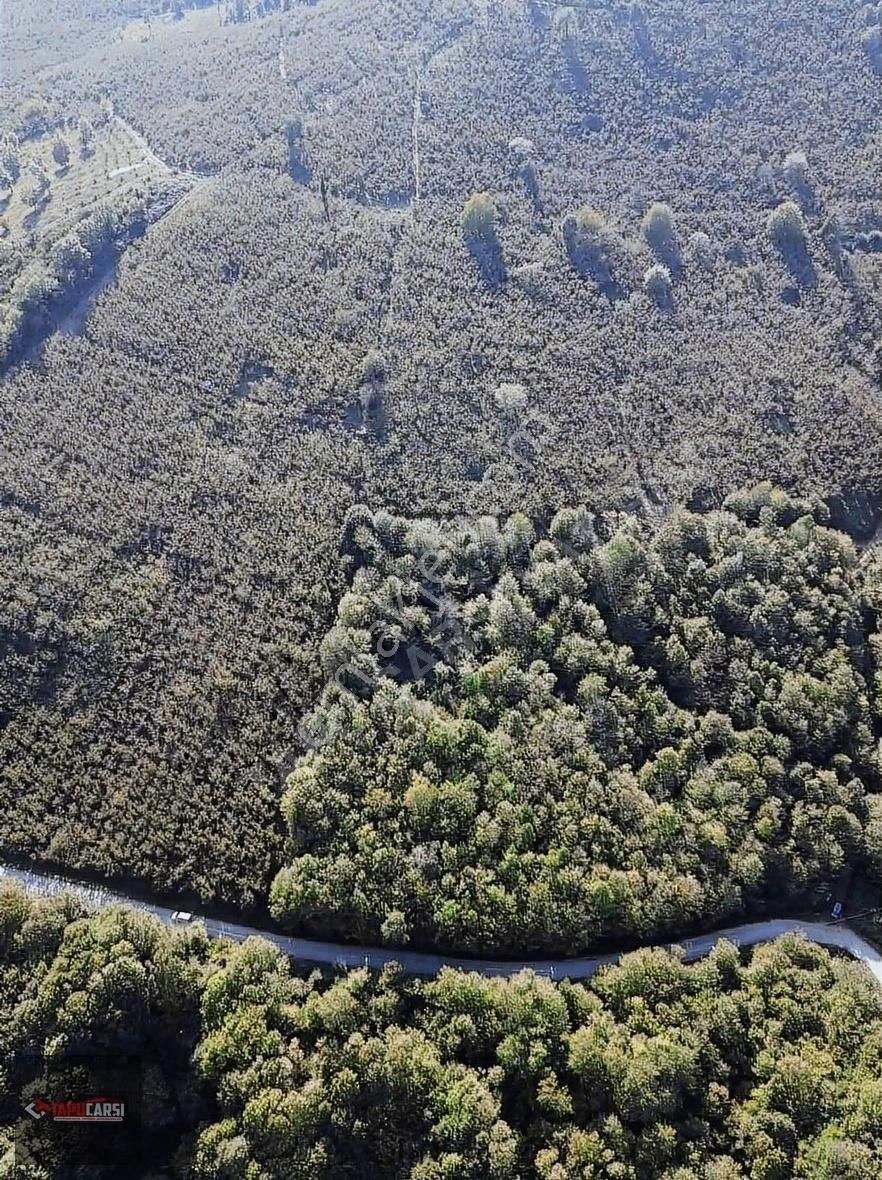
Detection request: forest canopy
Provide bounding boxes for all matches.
[5,0,882,918]
[5,1,882,1171]
[270,484,882,953]
[3,887,882,1180]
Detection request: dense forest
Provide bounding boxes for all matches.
[7,0,882,1173]
[3,886,882,1179]
[4,0,882,920]
[269,485,882,953]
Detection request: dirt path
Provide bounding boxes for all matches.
[108,107,210,229]
[411,69,422,217]
[108,157,150,179]
[112,111,204,182]
[113,113,173,174]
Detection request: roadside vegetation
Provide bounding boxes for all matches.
[3,888,882,1179]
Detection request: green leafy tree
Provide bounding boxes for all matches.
[462,192,505,287]
[562,207,626,297]
[641,201,680,269]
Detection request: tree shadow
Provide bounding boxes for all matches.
[789,174,817,216]
[526,0,548,30]
[22,201,49,230]
[574,252,626,300]
[563,41,589,97]
[517,161,544,224]
[467,237,507,290]
[286,121,312,185]
[630,5,657,70]
[782,241,817,290]
[647,283,674,311]
[852,230,882,255]
[358,379,387,440]
[652,241,683,281]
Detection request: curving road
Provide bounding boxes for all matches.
[1,861,880,984]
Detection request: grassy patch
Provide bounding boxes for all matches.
[2,116,172,251]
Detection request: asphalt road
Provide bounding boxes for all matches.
[2,861,880,984]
